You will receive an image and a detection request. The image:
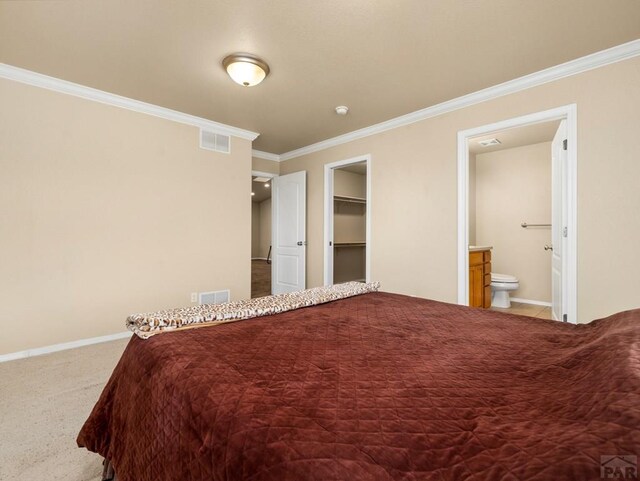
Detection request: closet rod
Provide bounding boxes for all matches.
[521,222,551,228]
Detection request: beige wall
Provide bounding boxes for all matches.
[334,169,366,199]
[280,56,640,323]
[334,202,367,244]
[0,78,252,355]
[334,170,367,244]
[468,153,477,246]
[259,198,272,258]
[251,202,261,258]
[252,157,280,175]
[475,142,552,303]
[334,246,366,283]
[251,198,272,259]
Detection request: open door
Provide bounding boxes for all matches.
[271,171,306,294]
[551,120,567,321]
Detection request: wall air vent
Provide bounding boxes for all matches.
[198,289,230,305]
[200,129,230,154]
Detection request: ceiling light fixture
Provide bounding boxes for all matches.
[335,105,349,116]
[223,53,270,87]
[264,183,270,188]
[251,192,255,196]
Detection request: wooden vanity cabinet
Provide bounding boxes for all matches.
[469,249,491,308]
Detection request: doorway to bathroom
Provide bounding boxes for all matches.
[457,105,577,323]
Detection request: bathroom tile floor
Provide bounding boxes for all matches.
[491,302,553,320]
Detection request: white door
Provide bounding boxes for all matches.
[271,171,306,294]
[551,120,567,321]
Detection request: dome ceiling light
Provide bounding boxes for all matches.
[222,53,270,87]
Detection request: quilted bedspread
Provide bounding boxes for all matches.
[77,292,640,480]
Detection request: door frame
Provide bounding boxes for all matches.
[456,104,578,323]
[323,154,372,286]
[251,170,278,289]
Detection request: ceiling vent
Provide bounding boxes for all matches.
[477,138,501,147]
[200,129,230,154]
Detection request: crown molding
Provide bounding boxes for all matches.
[3,39,638,156]
[0,63,260,141]
[251,149,282,162]
[279,39,640,161]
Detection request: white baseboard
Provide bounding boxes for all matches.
[0,331,132,363]
[510,298,552,307]
[251,257,268,261]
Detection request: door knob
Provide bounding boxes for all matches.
[297,241,307,246]
[544,244,553,251]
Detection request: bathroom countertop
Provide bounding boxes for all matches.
[468,245,493,252]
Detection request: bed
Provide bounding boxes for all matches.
[77,288,640,480]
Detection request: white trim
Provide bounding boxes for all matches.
[279,39,640,161]
[4,39,637,160]
[0,63,259,141]
[252,150,282,162]
[323,155,372,286]
[251,257,268,261]
[510,298,552,307]
[323,165,334,285]
[251,170,278,179]
[457,104,578,323]
[0,331,132,363]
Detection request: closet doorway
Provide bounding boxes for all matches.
[251,170,276,298]
[324,155,371,286]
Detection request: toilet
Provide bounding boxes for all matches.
[490,273,519,308]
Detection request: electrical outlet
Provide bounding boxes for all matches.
[190,292,198,303]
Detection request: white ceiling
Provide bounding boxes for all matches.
[1,1,639,154]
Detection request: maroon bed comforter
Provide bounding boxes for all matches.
[78,292,640,480]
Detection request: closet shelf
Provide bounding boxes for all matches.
[334,242,366,247]
[334,195,366,204]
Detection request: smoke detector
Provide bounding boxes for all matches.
[335,105,349,116]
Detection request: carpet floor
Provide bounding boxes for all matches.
[251,259,271,298]
[2,264,270,480]
[0,337,130,481]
